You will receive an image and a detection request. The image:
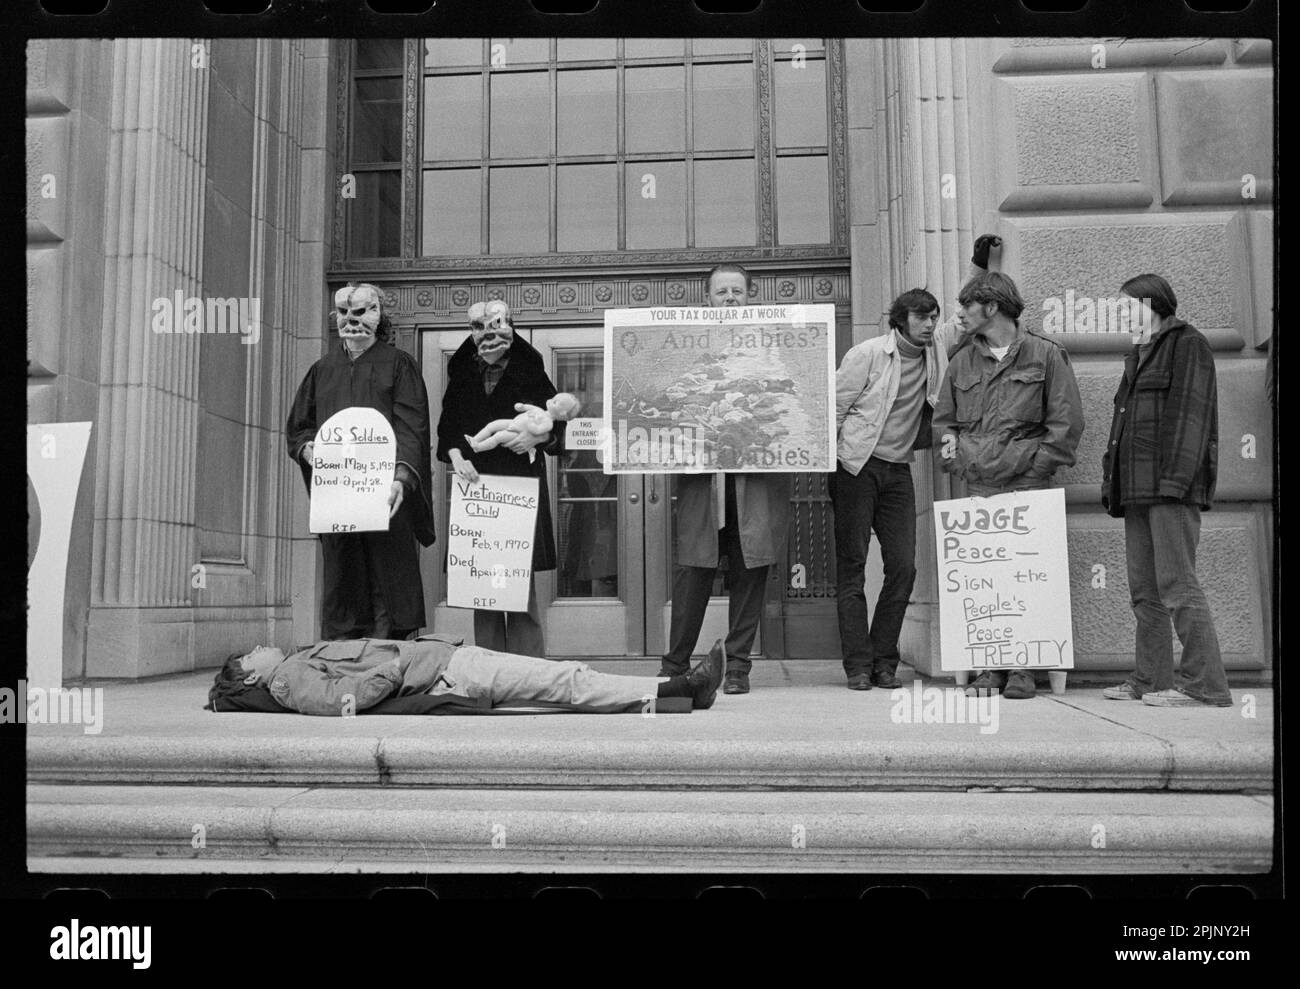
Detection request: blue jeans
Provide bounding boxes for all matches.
[1123,502,1232,706]
[829,457,917,677]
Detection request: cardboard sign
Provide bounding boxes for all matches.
[603,304,836,473]
[564,417,607,451]
[933,488,1074,672]
[27,422,94,690]
[447,474,538,613]
[308,407,396,534]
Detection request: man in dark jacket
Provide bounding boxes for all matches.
[933,271,1084,699]
[286,283,436,641]
[436,301,562,656]
[216,634,725,714]
[1100,274,1231,707]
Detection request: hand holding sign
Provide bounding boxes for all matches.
[308,407,397,534]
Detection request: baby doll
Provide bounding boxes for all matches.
[466,392,582,462]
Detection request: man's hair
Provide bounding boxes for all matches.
[704,263,752,295]
[888,289,941,332]
[957,271,1025,323]
[207,652,259,708]
[1119,273,1178,319]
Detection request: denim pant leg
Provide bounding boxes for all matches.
[445,646,663,712]
[831,462,878,676]
[1148,503,1232,706]
[1124,506,1174,696]
[869,463,918,677]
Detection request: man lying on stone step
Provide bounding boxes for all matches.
[209,634,724,715]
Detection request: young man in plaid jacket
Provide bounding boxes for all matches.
[1100,274,1232,708]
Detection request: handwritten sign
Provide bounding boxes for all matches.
[447,474,538,612]
[933,488,1074,672]
[308,407,396,534]
[603,304,836,473]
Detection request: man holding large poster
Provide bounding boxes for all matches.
[286,283,436,641]
[656,264,792,696]
[933,271,1084,699]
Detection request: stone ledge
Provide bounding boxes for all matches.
[27,786,1273,874]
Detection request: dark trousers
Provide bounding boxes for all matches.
[829,457,917,677]
[473,577,546,658]
[320,504,423,641]
[662,514,769,677]
[1124,502,1231,705]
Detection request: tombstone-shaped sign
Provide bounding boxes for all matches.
[308,407,396,534]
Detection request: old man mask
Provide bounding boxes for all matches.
[335,283,384,352]
[468,300,514,364]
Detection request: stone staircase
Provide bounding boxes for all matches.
[25,662,1275,875]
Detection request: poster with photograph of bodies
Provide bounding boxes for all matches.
[603,304,837,473]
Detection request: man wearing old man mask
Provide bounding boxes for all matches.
[286,282,436,640]
[436,300,563,656]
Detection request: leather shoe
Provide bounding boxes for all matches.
[686,640,726,710]
[846,673,873,690]
[965,670,1005,696]
[1003,670,1037,699]
[871,670,902,689]
[722,670,750,695]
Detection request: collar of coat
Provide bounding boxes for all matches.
[449,331,546,378]
[1127,316,1190,373]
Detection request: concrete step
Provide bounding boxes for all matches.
[25,667,1273,793]
[27,785,1274,874]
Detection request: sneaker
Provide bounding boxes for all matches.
[1141,688,1211,708]
[722,671,750,695]
[846,673,873,691]
[1102,682,1139,701]
[965,670,1005,697]
[1002,670,1036,699]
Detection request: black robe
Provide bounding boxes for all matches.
[436,334,560,572]
[286,341,436,636]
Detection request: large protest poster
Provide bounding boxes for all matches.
[446,474,539,613]
[603,304,836,473]
[309,408,396,534]
[933,488,1074,672]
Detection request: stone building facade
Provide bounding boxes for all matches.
[27,36,1273,680]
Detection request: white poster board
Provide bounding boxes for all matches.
[308,407,396,534]
[603,304,836,473]
[446,474,539,613]
[934,488,1074,672]
[27,422,94,690]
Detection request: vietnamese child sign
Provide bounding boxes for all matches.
[446,474,539,613]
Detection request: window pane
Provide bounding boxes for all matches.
[626,66,685,154]
[558,69,616,156]
[424,74,482,160]
[626,161,685,249]
[624,38,684,59]
[692,62,755,152]
[349,170,401,257]
[425,38,484,67]
[558,38,617,61]
[558,164,617,252]
[554,351,618,599]
[775,57,827,148]
[356,39,404,71]
[422,169,481,255]
[694,158,756,247]
[352,77,402,164]
[491,37,550,65]
[777,155,830,245]
[693,38,754,56]
[774,38,825,55]
[490,71,551,158]
[490,166,549,254]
